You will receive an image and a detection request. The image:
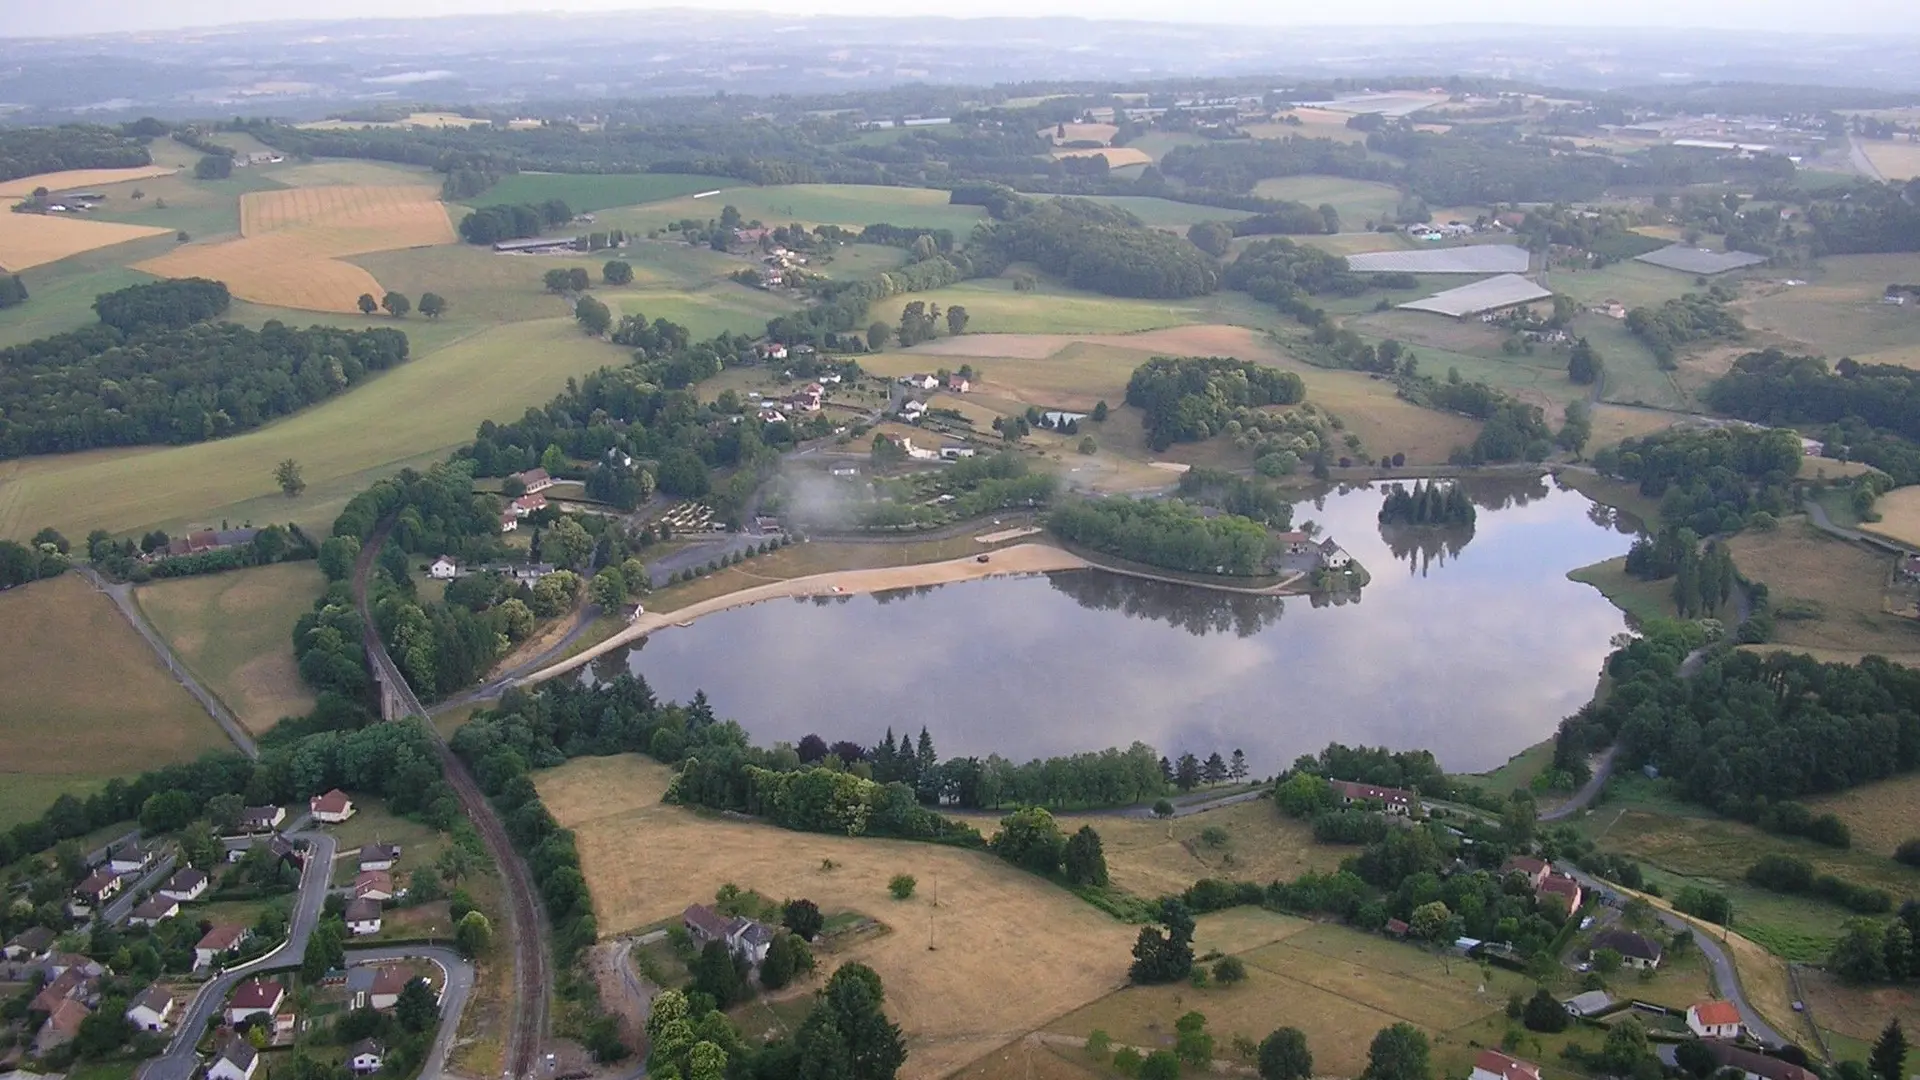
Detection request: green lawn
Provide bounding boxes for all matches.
[136,561,327,734]
[0,237,172,346]
[1568,556,1681,624]
[1078,195,1253,228]
[816,242,911,279]
[1252,175,1404,230]
[321,800,452,888]
[1577,313,1689,410]
[597,184,990,236]
[1548,261,1701,311]
[601,283,802,340]
[867,274,1287,336]
[471,172,735,214]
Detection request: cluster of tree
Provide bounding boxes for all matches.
[1592,425,1801,535]
[858,223,954,252]
[1622,527,1739,618]
[1745,854,1893,914]
[0,313,409,458]
[989,807,1111,885]
[1567,337,1603,385]
[1233,203,1342,236]
[1175,468,1296,528]
[87,522,315,584]
[1625,292,1745,365]
[0,125,151,182]
[1708,349,1920,475]
[1365,127,1619,206]
[92,278,231,333]
[1378,481,1475,527]
[456,199,574,244]
[0,528,72,588]
[1806,178,1920,255]
[1221,238,1371,321]
[767,248,974,347]
[543,267,592,293]
[1829,904,1920,985]
[1049,496,1275,576]
[1155,136,1387,195]
[976,195,1219,299]
[1124,355,1307,451]
[0,273,28,310]
[1390,371,1552,464]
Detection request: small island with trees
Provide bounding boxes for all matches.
[1377,481,1476,527]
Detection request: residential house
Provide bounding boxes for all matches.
[354,870,396,902]
[1318,539,1353,570]
[36,998,89,1051]
[939,446,976,460]
[106,842,152,875]
[238,805,285,832]
[1500,856,1552,889]
[349,1039,386,1074]
[510,492,548,518]
[1470,1049,1542,1080]
[511,468,554,494]
[789,383,824,412]
[1537,873,1583,913]
[43,953,104,980]
[759,343,789,362]
[946,374,971,393]
[1276,531,1316,557]
[1328,778,1418,815]
[1702,1041,1813,1080]
[1798,437,1825,457]
[310,789,356,823]
[359,843,402,872]
[368,966,412,1011]
[1687,1000,1743,1039]
[30,968,94,1016]
[428,556,459,580]
[73,868,122,910]
[227,979,285,1026]
[901,400,928,421]
[901,374,939,390]
[682,904,775,965]
[606,448,634,469]
[1384,918,1410,938]
[165,529,259,558]
[344,966,378,1009]
[1563,989,1614,1018]
[829,465,860,477]
[209,1036,259,1080]
[3,926,54,961]
[126,987,176,1032]
[160,867,209,902]
[129,893,180,927]
[195,925,251,969]
[499,511,520,534]
[756,407,789,424]
[345,898,384,937]
[1589,929,1662,970]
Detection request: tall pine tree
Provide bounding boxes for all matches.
[1871,1019,1907,1080]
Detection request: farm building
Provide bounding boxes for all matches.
[1346,245,1530,274]
[492,237,578,254]
[1634,245,1768,275]
[1328,778,1417,814]
[1398,274,1553,319]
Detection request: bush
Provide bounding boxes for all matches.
[1522,987,1568,1033]
[1897,838,1920,868]
[1213,955,1247,984]
[888,874,917,900]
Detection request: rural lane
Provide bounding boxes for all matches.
[101,854,179,927]
[342,944,477,1080]
[1556,864,1789,1049]
[76,565,258,760]
[1849,135,1887,182]
[1539,747,1616,822]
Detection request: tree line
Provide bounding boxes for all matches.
[1625,291,1745,366]
[967,190,1220,299]
[1622,527,1739,619]
[1591,425,1801,536]
[0,274,28,311]
[93,277,232,332]
[1049,497,1275,577]
[456,199,574,244]
[1125,355,1307,451]
[1378,481,1475,527]
[0,125,151,183]
[1708,349,1920,482]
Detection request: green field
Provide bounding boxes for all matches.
[84,150,290,241]
[1568,555,1681,624]
[866,274,1285,336]
[596,184,990,236]
[136,561,327,733]
[0,316,629,540]
[1548,260,1702,311]
[471,172,735,214]
[1738,254,1920,368]
[1252,175,1404,229]
[0,574,230,827]
[816,242,911,279]
[602,283,801,340]
[1078,195,1254,228]
[0,238,172,346]
[1125,131,1206,160]
[1576,313,1689,410]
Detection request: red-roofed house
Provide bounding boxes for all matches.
[1500,856,1551,889]
[512,468,554,494]
[354,870,396,902]
[1276,531,1314,556]
[226,979,285,1026]
[1471,1049,1542,1080]
[1687,1000,1743,1039]
[369,966,412,1011]
[510,493,547,518]
[310,789,356,823]
[37,997,90,1051]
[1537,873,1583,913]
[196,924,252,969]
[946,374,971,393]
[1329,778,1417,815]
[72,868,122,909]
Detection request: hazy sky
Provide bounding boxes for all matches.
[0,0,1903,36]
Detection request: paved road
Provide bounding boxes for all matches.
[1540,747,1616,822]
[102,854,178,926]
[139,829,337,1080]
[645,531,769,588]
[343,945,476,1080]
[1558,863,1789,1048]
[77,565,258,760]
[1850,135,1887,182]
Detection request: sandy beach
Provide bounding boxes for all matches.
[516,542,1089,684]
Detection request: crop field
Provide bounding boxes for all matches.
[1251,175,1403,228]
[0,164,181,200]
[536,753,1139,1080]
[1547,260,1701,311]
[1861,485,1920,548]
[298,111,490,130]
[136,561,326,733]
[135,184,454,311]
[1052,147,1154,169]
[1577,314,1690,410]
[1046,123,1119,145]
[1091,799,1342,898]
[1048,921,1528,1077]
[1246,109,1369,143]
[865,274,1290,336]
[81,164,288,241]
[268,160,438,187]
[1726,519,1920,661]
[1124,131,1205,160]
[598,184,990,236]
[1586,404,1683,450]
[1294,231,1414,256]
[1079,195,1252,229]
[470,172,736,214]
[1738,255,1920,367]
[815,242,910,279]
[0,212,173,272]
[1809,773,1920,858]
[601,284,802,340]
[1859,138,1920,180]
[0,574,229,827]
[0,316,625,540]
[0,233,177,345]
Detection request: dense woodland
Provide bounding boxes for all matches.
[1591,425,1802,534]
[974,194,1219,299]
[0,125,151,183]
[0,283,409,457]
[1049,497,1275,576]
[1124,356,1307,450]
[93,278,232,333]
[1707,349,1920,484]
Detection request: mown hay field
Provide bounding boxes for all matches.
[0,164,180,200]
[470,172,737,213]
[1861,139,1920,181]
[0,316,622,541]
[136,561,327,733]
[1862,485,1920,548]
[1809,773,1920,858]
[0,212,173,272]
[1726,519,1920,661]
[598,184,989,236]
[135,184,454,311]
[536,754,1138,1080]
[0,574,230,826]
[1052,147,1154,168]
[1092,798,1342,898]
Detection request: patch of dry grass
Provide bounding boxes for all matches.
[1586,405,1684,450]
[1797,966,1920,1046]
[1860,485,1920,548]
[135,561,325,732]
[1808,773,1920,857]
[1090,798,1343,899]
[1860,139,1920,181]
[537,753,1138,1080]
[1051,147,1154,168]
[0,213,172,272]
[0,165,180,200]
[1726,518,1920,659]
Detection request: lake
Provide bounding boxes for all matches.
[593,474,1640,775]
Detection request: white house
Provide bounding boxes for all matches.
[195,924,250,969]
[428,556,458,580]
[1687,1000,1743,1040]
[901,374,939,390]
[208,1037,259,1080]
[106,843,151,875]
[349,1039,385,1075]
[939,446,976,460]
[901,400,928,420]
[1471,1050,1541,1080]
[682,904,775,965]
[359,843,401,872]
[345,898,384,937]
[226,979,285,1026]
[1317,539,1353,570]
[159,868,209,903]
[237,805,284,832]
[499,511,520,534]
[125,987,175,1032]
[129,894,180,927]
[310,789,356,823]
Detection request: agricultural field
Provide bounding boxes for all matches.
[1091,799,1342,898]
[1858,138,1920,181]
[1547,260,1704,312]
[600,283,802,340]
[1809,773,1920,858]
[468,172,735,214]
[1861,485,1920,548]
[1294,231,1414,257]
[269,160,439,187]
[1045,123,1119,145]
[1052,148,1154,169]
[1738,255,1920,368]
[864,274,1285,336]
[0,164,181,200]
[0,316,626,540]
[1245,109,1369,144]
[297,111,491,130]
[1079,195,1252,229]
[1123,131,1205,160]
[1725,519,1920,662]
[135,561,327,733]
[597,184,989,237]
[1251,176,1403,229]
[135,184,455,311]
[81,158,290,241]
[1584,404,1683,451]
[536,753,1139,1080]
[0,212,172,272]
[1047,920,1531,1078]
[1577,314,1689,411]
[0,574,230,827]
[1350,309,1589,420]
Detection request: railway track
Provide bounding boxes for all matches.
[352,526,550,1078]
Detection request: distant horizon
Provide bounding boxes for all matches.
[2,1,1915,40]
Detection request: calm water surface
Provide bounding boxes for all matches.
[594,475,1638,774]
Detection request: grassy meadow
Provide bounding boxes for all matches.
[135,561,327,733]
[1737,255,1920,369]
[597,184,990,236]
[1725,518,1920,662]
[1252,175,1403,228]
[469,172,735,213]
[1567,556,1684,625]
[0,575,230,827]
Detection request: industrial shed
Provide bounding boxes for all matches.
[1397,274,1553,319]
[1633,245,1768,275]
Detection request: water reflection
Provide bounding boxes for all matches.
[594,476,1638,772]
[1380,522,1476,578]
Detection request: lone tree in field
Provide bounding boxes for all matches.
[382,291,410,318]
[604,260,634,285]
[274,459,306,497]
[783,898,824,941]
[357,293,378,315]
[1129,898,1195,984]
[1872,1019,1907,1080]
[1361,1024,1431,1080]
[868,321,892,350]
[946,305,970,336]
[418,292,447,319]
[1259,1028,1313,1080]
